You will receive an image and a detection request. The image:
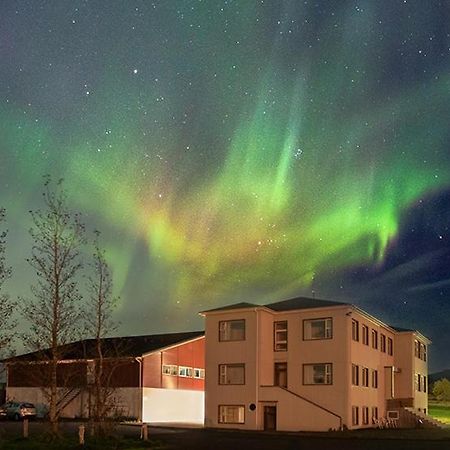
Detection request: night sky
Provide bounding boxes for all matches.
[1,1,449,371]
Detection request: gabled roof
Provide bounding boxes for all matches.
[201,297,349,314]
[200,302,258,314]
[4,331,204,363]
[264,297,348,311]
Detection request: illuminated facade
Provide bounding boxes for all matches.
[201,297,431,431]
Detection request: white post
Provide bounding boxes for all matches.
[78,424,85,445]
[23,418,29,438]
[141,423,148,441]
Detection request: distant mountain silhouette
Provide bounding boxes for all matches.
[429,369,450,384]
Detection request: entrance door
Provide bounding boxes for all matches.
[274,363,287,388]
[264,406,277,431]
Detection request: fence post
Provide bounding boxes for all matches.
[23,418,29,438]
[78,424,85,445]
[141,423,148,441]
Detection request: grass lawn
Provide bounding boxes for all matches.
[0,436,164,450]
[429,403,450,424]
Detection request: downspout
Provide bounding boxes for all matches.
[135,357,143,423]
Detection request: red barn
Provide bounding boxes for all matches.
[4,331,205,424]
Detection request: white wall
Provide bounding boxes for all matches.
[143,388,204,424]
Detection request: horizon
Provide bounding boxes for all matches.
[0,0,449,372]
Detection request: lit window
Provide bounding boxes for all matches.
[303,363,332,385]
[352,364,359,386]
[352,320,359,342]
[219,320,245,341]
[274,321,288,351]
[218,405,245,424]
[303,318,332,340]
[219,364,245,385]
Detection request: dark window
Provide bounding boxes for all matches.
[387,337,393,356]
[352,406,359,426]
[303,318,333,340]
[362,325,369,345]
[380,334,386,353]
[371,330,378,349]
[352,364,359,386]
[219,320,245,341]
[352,320,359,342]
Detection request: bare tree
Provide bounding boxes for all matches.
[85,231,119,436]
[21,177,85,436]
[0,208,16,361]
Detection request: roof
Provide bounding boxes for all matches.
[264,297,349,311]
[4,331,204,363]
[389,325,415,333]
[201,296,349,314]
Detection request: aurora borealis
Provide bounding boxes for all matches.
[1,1,450,370]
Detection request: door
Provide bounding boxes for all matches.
[264,406,277,431]
[274,362,287,388]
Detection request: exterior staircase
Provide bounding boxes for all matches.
[402,407,448,429]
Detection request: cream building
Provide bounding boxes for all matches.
[201,297,431,431]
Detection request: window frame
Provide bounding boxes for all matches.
[362,406,369,425]
[352,319,359,342]
[218,405,245,424]
[362,325,369,345]
[362,367,369,387]
[371,369,378,388]
[218,363,245,385]
[352,406,359,426]
[219,319,246,342]
[352,364,359,386]
[380,333,386,353]
[371,329,378,349]
[274,320,288,351]
[302,363,333,385]
[193,368,205,379]
[178,366,193,378]
[387,337,393,356]
[303,317,333,341]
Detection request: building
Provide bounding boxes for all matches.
[201,297,431,431]
[4,331,205,424]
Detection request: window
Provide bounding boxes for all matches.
[362,325,369,345]
[371,369,378,388]
[415,373,420,391]
[424,376,427,393]
[162,365,178,376]
[387,411,399,419]
[303,318,332,340]
[352,406,359,426]
[303,363,332,385]
[179,366,193,377]
[362,406,369,425]
[387,337,393,356]
[417,374,422,392]
[352,319,359,342]
[218,405,245,424]
[219,364,245,385]
[274,321,288,351]
[372,407,378,422]
[380,334,386,353]
[371,329,378,349]
[352,364,359,386]
[193,368,205,379]
[219,320,245,341]
[422,343,427,361]
[414,340,420,358]
[274,362,288,388]
[362,367,369,387]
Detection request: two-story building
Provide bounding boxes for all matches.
[201,297,430,431]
